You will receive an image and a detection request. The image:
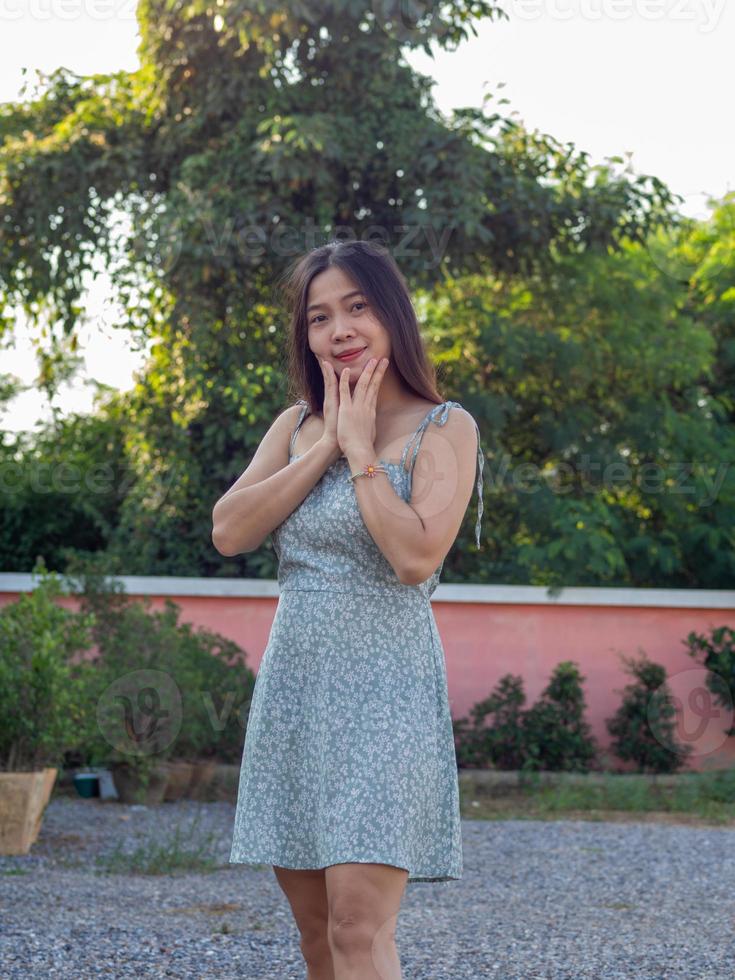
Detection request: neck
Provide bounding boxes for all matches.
[373,366,413,415]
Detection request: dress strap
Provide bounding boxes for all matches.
[400,400,485,550]
[289,399,311,457]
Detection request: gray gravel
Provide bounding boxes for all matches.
[1,797,733,979]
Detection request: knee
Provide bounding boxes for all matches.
[328,914,376,956]
[328,908,396,955]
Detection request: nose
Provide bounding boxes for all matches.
[330,326,359,351]
[331,318,355,340]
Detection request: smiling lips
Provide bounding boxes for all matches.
[335,347,367,361]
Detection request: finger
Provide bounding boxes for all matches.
[321,357,336,386]
[354,357,378,402]
[320,359,336,407]
[367,357,388,406]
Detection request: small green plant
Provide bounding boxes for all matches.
[460,768,735,825]
[453,674,527,769]
[684,626,735,736]
[454,662,598,772]
[520,661,599,773]
[0,559,95,771]
[62,553,255,775]
[606,649,692,774]
[94,813,221,875]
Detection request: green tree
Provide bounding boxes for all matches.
[0,1,683,578]
[426,214,735,587]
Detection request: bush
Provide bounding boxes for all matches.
[454,662,599,773]
[452,675,527,770]
[606,649,693,774]
[62,553,255,773]
[520,662,599,773]
[684,626,735,737]
[0,561,95,771]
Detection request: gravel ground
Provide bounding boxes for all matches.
[1,797,733,979]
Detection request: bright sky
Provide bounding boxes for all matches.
[1,2,733,434]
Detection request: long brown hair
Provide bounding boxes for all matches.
[276,240,443,416]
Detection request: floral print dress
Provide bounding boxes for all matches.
[229,399,485,884]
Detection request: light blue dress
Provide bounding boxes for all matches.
[229,400,485,884]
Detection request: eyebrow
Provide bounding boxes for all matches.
[306,290,364,314]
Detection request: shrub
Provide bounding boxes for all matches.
[684,626,735,737]
[62,553,255,773]
[520,662,599,773]
[606,649,693,774]
[454,662,599,772]
[0,561,95,771]
[453,675,527,769]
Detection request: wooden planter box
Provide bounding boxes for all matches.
[0,768,57,855]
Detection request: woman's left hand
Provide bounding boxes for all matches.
[335,357,390,458]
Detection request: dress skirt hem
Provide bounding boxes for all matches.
[228,848,461,885]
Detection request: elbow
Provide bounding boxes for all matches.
[212,520,262,557]
[397,560,430,587]
[212,526,237,557]
[211,519,245,557]
[212,502,236,556]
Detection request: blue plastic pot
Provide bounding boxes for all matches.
[73,772,100,799]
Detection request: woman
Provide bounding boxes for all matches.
[212,239,484,980]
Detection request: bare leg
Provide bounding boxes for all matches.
[325,863,409,980]
[273,866,335,980]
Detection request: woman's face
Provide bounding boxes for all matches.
[306,265,391,387]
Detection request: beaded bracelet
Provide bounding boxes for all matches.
[347,462,389,482]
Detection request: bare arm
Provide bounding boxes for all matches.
[211,405,340,556]
[345,407,479,585]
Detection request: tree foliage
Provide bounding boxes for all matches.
[2,0,729,586]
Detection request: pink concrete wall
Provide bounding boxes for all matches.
[2,589,733,773]
[437,600,735,773]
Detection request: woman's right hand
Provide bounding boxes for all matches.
[317,356,341,460]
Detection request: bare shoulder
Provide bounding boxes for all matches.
[441,404,479,456]
[413,401,478,476]
[446,403,478,434]
[277,401,310,448]
[264,402,305,447]
[281,401,308,426]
